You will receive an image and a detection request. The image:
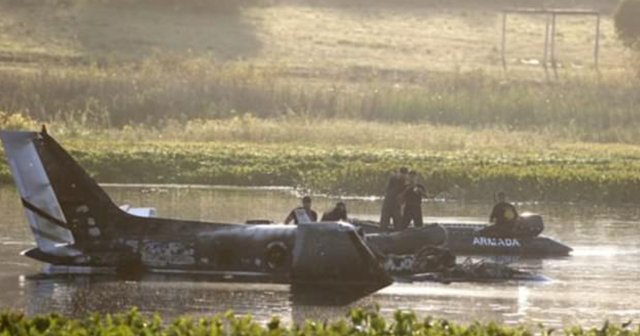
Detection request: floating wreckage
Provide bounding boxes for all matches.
[363,226,547,283]
[382,246,548,283]
[1,128,552,299]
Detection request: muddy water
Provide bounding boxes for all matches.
[0,185,639,327]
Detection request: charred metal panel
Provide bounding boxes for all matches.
[292,222,391,287]
[196,225,296,273]
[140,240,196,267]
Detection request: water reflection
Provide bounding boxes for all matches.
[24,275,292,321]
[16,273,553,325]
[515,286,530,319]
[22,274,378,324]
[0,185,639,327]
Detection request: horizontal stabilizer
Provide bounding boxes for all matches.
[21,247,76,264]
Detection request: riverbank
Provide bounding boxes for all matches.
[0,307,636,335]
[2,124,640,203]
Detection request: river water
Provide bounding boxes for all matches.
[0,184,638,328]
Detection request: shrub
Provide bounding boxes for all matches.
[0,308,638,335]
[0,112,37,130]
[614,0,640,47]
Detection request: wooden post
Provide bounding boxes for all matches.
[501,11,507,70]
[594,13,600,69]
[550,13,557,70]
[543,13,550,68]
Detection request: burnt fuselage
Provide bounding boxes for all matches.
[1,130,392,292]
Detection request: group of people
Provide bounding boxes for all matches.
[380,167,427,230]
[283,196,347,224]
[283,168,519,234]
[380,167,518,232]
[282,167,428,228]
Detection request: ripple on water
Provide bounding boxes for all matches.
[571,246,640,257]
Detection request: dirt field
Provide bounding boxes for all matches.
[0,0,629,82]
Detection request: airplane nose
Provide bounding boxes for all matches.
[291,223,392,289]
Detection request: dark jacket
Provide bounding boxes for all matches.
[489,202,518,226]
[404,184,426,209]
[383,172,406,204]
[321,208,347,222]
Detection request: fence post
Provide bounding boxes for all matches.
[543,13,550,68]
[594,13,600,69]
[501,11,507,70]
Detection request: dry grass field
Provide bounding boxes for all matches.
[0,0,638,144]
[1,0,640,199]
[0,0,630,80]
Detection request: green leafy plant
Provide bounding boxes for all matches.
[0,307,637,336]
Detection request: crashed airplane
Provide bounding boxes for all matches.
[0,128,393,295]
[2,128,568,299]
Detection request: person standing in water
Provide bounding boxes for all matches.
[380,167,409,230]
[400,170,427,229]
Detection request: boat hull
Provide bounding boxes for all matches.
[441,223,572,257]
[355,220,572,257]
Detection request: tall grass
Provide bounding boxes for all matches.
[2,57,640,143]
[51,115,560,151]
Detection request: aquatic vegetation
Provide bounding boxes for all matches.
[1,139,640,203]
[0,307,636,335]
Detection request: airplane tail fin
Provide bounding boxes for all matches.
[1,128,124,258]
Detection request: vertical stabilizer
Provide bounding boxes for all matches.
[1,131,80,257]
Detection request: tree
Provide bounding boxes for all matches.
[614,0,640,48]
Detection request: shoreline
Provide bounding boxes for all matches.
[1,139,639,204]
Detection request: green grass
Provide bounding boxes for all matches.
[4,114,640,203]
[0,307,636,335]
[2,132,640,203]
